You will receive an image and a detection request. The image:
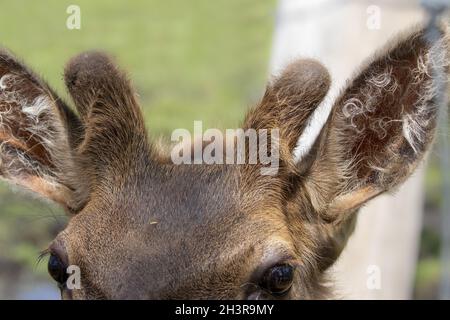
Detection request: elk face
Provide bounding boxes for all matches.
[0,25,448,299]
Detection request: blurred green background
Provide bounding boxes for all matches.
[0,0,275,298]
[0,0,445,299]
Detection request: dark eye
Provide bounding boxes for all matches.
[260,263,294,296]
[48,254,68,285]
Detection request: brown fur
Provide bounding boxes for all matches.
[0,25,449,299]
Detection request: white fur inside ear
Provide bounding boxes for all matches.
[0,72,62,165]
[292,89,335,164]
[22,95,51,117]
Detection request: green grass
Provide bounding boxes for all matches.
[0,0,276,284]
[414,257,441,299]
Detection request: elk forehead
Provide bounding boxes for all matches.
[57,163,295,299]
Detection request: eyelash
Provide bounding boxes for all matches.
[36,248,50,267]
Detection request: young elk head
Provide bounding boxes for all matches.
[0,26,448,299]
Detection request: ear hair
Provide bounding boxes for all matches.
[0,48,85,210]
[305,24,449,221]
[64,52,150,180]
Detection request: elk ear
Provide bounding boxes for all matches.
[305,26,449,222]
[64,52,149,176]
[243,59,331,167]
[0,49,82,211]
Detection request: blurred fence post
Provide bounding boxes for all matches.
[270,0,425,299]
[420,0,450,300]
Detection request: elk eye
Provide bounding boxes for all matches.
[48,254,68,285]
[260,263,294,295]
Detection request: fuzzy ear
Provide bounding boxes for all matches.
[64,52,149,177]
[243,59,330,166]
[305,25,449,222]
[0,49,82,210]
